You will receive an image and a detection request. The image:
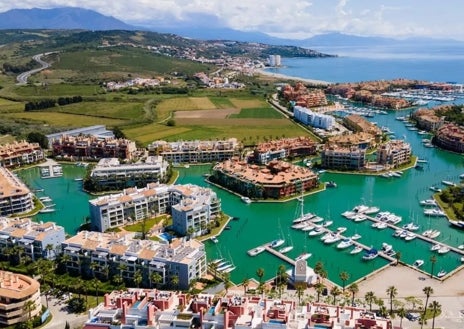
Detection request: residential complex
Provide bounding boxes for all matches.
[376,140,412,168]
[293,106,335,130]
[87,157,170,191]
[211,158,319,199]
[343,115,382,139]
[0,141,44,168]
[321,145,366,170]
[89,183,221,233]
[0,271,42,326]
[51,135,137,160]
[411,108,444,131]
[0,167,33,216]
[435,123,464,153]
[84,289,393,329]
[281,82,328,108]
[46,125,115,147]
[0,217,65,260]
[62,231,206,290]
[147,138,241,164]
[250,137,317,164]
[327,132,377,150]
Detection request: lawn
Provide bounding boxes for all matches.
[229,107,284,119]
[56,101,144,120]
[11,83,105,98]
[4,112,126,127]
[209,96,236,109]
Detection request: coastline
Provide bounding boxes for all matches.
[255,67,332,86]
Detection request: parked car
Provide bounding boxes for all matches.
[406,312,420,321]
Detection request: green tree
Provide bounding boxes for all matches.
[386,286,398,315]
[330,286,342,305]
[397,307,406,328]
[151,271,163,288]
[430,255,437,278]
[294,282,306,305]
[315,282,325,302]
[134,269,143,288]
[365,291,376,311]
[23,300,36,322]
[347,282,359,306]
[422,286,434,329]
[256,268,265,286]
[242,277,250,295]
[92,278,101,305]
[339,271,350,292]
[170,275,179,289]
[430,300,441,329]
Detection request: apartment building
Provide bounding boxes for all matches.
[327,132,377,150]
[321,145,366,170]
[376,140,412,168]
[46,125,114,147]
[0,217,65,260]
[51,135,137,160]
[0,167,34,216]
[250,137,317,164]
[89,183,221,233]
[62,231,206,290]
[88,157,170,190]
[343,114,382,139]
[293,106,335,130]
[411,108,444,131]
[0,141,44,168]
[434,123,464,153]
[211,158,319,199]
[0,271,42,326]
[147,138,241,164]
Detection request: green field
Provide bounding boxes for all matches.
[229,107,284,119]
[4,111,126,127]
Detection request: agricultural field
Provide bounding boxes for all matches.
[3,111,126,127]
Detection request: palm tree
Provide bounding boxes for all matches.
[92,278,101,305]
[242,277,250,295]
[429,254,437,278]
[365,291,376,311]
[151,271,163,288]
[170,275,179,289]
[422,286,434,329]
[405,295,423,311]
[294,282,306,305]
[394,251,402,265]
[386,286,398,315]
[430,300,441,329]
[45,243,54,259]
[23,299,36,322]
[397,307,406,328]
[256,268,265,288]
[315,282,325,302]
[330,286,341,305]
[347,282,359,306]
[339,271,350,292]
[134,269,143,288]
[223,272,232,294]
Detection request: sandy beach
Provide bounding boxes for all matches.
[255,68,332,86]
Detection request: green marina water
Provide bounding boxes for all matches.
[16,111,464,286]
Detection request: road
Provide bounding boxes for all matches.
[16,52,56,84]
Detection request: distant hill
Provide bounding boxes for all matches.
[0,7,136,30]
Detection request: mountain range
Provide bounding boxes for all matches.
[1,7,463,48]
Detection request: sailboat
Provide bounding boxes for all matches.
[279,230,294,254]
[270,218,285,248]
[292,189,315,224]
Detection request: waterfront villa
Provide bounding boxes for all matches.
[51,135,137,160]
[281,82,328,108]
[83,288,393,329]
[62,231,206,290]
[321,145,366,170]
[87,156,170,191]
[147,138,241,164]
[0,141,44,168]
[250,137,317,164]
[0,217,65,260]
[434,123,464,153]
[376,140,412,168]
[0,167,33,216]
[327,132,378,150]
[0,271,42,326]
[343,115,383,140]
[89,183,221,233]
[211,158,319,199]
[411,108,444,131]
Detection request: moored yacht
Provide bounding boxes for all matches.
[247,246,265,256]
[270,239,285,248]
[336,238,353,249]
[350,245,363,254]
[413,259,424,268]
[362,248,379,261]
[295,252,312,261]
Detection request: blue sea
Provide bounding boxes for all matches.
[266,44,464,83]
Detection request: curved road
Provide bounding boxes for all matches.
[16,52,56,84]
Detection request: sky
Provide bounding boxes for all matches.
[1,0,464,40]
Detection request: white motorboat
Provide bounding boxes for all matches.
[292,221,310,229]
[442,180,456,187]
[336,227,347,234]
[424,209,446,217]
[364,206,380,214]
[222,265,236,273]
[311,216,324,223]
[341,210,356,219]
[376,222,388,229]
[429,230,441,239]
[352,204,370,214]
[420,199,437,207]
[351,233,362,240]
[301,224,315,231]
[270,239,285,248]
[39,196,52,202]
[429,186,442,193]
[362,248,379,261]
[337,238,353,249]
[210,236,219,243]
[437,269,447,278]
[309,227,325,236]
[322,220,333,227]
[422,229,433,237]
[350,245,363,254]
[430,243,442,251]
[324,234,341,244]
[39,208,56,213]
[381,243,393,253]
[295,252,312,261]
[241,196,252,204]
[279,245,294,254]
[413,259,424,268]
[353,214,367,222]
[404,232,416,241]
[402,222,420,231]
[247,246,265,256]
[438,246,450,254]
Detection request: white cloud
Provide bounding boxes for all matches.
[1,0,464,40]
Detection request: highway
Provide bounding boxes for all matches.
[16,52,56,84]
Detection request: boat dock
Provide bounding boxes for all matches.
[39,159,63,179]
[263,244,296,266]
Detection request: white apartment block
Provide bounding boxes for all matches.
[89,183,221,233]
[293,106,335,130]
[0,217,65,260]
[0,167,34,216]
[147,138,241,164]
[62,231,207,290]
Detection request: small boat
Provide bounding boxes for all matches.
[325,181,337,188]
[442,180,456,186]
[221,265,236,273]
[417,159,428,163]
[74,177,83,181]
[449,221,464,229]
[39,208,56,213]
[336,227,347,234]
[404,232,416,241]
[210,236,219,244]
[429,230,441,239]
[295,252,312,261]
[341,210,356,219]
[420,199,437,207]
[311,216,324,223]
[321,220,332,228]
[424,209,446,217]
[301,225,316,232]
[324,234,341,244]
[353,214,367,222]
[241,196,252,204]
[364,206,380,214]
[381,243,393,253]
[270,239,285,248]
[39,196,52,202]
[429,186,442,193]
[217,263,234,272]
[337,238,353,249]
[376,222,388,230]
[438,246,450,254]
[279,245,294,254]
[351,233,362,240]
[431,244,442,251]
[350,245,363,254]
[402,222,420,231]
[309,227,325,236]
[413,259,424,268]
[437,269,447,278]
[362,248,379,261]
[422,229,433,237]
[247,246,265,256]
[458,244,464,250]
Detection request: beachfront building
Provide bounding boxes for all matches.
[0,271,42,326]
[45,125,114,147]
[321,145,366,170]
[51,135,137,161]
[281,82,328,108]
[0,217,65,260]
[0,167,33,216]
[61,231,206,290]
[0,141,44,168]
[89,183,221,233]
[83,289,393,329]
[327,132,378,150]
[268,54,281,67]
[434,123,464,153]
[343,115,383,140]
[376,140,412,168]
[411,108,444,131]
[211,158,319,199]
[147,138,241,164]
[293,106,335,130]
[250,137,317,164]
[86,156,170,191]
